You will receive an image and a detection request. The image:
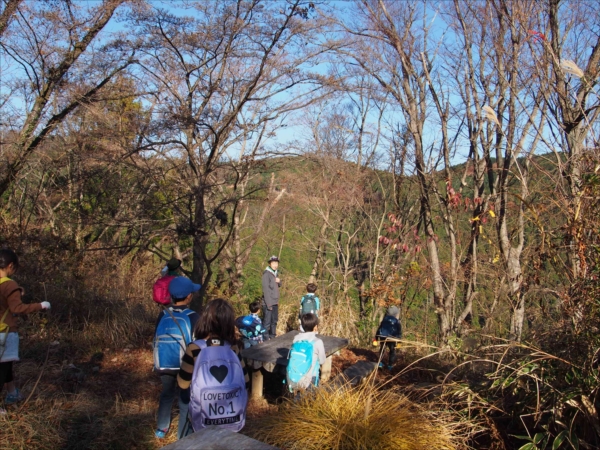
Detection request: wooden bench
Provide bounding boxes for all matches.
[161,426,279,450]
[241,330,348,400]
[331,360,378,387]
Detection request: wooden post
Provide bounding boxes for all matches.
[321,355,333,382]
[251,368,264,400]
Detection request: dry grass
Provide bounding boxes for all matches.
[277,296,361,345]
[0,350,165,450]
[246,378,457,450]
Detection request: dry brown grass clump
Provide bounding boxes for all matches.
[247,379,457,450]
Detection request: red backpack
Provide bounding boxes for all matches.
[152,275,176,305]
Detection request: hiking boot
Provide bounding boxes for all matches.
[5,389,23,405]
[155,429,168,439]
[378,362,384,368]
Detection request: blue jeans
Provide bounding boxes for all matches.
[157,373,190,439]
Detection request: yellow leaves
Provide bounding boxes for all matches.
[489,210,496,218]
[493,254,500,264]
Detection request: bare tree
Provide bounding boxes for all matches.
[339,0,465,342]
[0,0,133,200]
[0,0,22,38]
[131,0,336,302]
[527,0,600,281]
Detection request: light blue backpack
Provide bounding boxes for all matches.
[189,339,248,432]
[153,309,193,371]
[286,338,318,392]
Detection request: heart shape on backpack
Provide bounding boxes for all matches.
[209,365,228,383]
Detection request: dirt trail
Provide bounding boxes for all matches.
[4,345,388,449]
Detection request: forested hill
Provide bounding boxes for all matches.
[1,0,599,448]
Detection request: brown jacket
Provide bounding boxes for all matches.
[0,279,42,333]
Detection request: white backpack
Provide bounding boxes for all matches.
[188,339,248,432]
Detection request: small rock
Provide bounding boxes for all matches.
[111,357,118,362]
[123,348,131,353]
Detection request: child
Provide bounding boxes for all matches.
[178,299,249,435]
[375,305,402,370]
[153,277,200,439]
[235,301,267,349]
[153,258,182,305]
[298,283,320,332]
[287,313,326,392]
[0,249,51,415]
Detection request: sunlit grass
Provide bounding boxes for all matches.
[248,378,457,450]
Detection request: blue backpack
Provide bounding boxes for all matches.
[286,338,318,392]
[376,315,401,340]
[300,295,319,316]
[153,308,194,371]
[235,315,265,339]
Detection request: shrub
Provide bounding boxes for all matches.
[247,379,456,450]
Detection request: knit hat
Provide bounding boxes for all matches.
[166,258,181,271]
[169,277,201,299]
[387,305,400,318]
[268,255,279,263]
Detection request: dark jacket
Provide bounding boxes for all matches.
[376,315,402,340]
[261,267,280,308]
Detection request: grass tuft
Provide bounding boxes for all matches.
[247,378,457,450]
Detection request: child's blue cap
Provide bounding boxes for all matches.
[169,277,201,298]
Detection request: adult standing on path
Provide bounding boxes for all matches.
[262,256,281,340]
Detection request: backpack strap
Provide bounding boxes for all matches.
[0,309,8,327]
[160,305,190,351]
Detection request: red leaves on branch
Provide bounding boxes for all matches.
[528,30,546,43]
[446,179,462,209]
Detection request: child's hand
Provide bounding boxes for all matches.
[275,277,280,283]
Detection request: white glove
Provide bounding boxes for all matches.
[41,301,51,310]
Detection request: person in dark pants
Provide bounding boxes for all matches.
[153,277,200,440]
[376,305,402,370]
[261,256,281,340]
